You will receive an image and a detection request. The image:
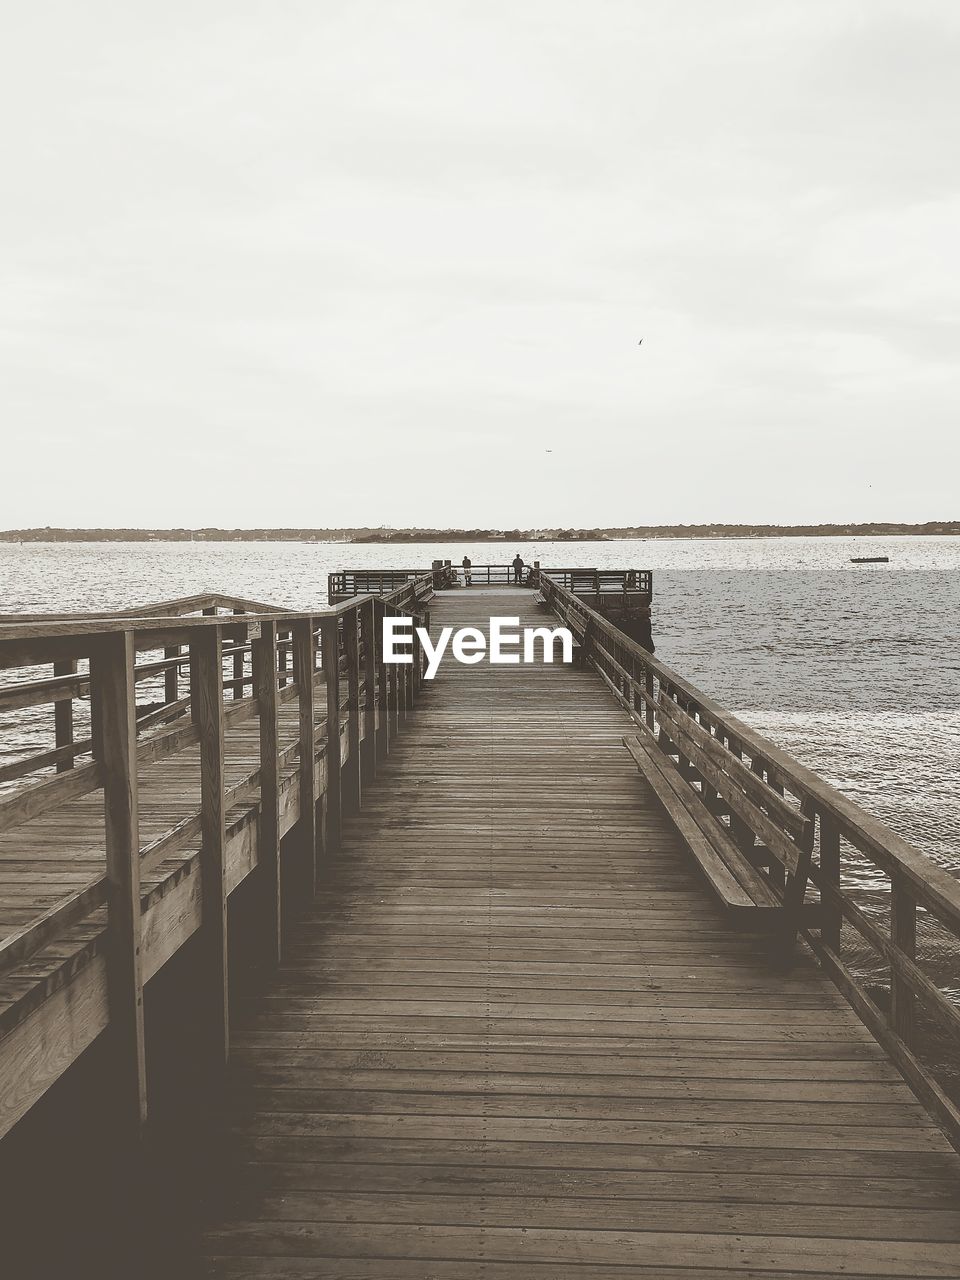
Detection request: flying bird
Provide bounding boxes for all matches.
[638,339,643,345]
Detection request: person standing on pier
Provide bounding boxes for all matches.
[462,555,472,586]
[512,553,525,584]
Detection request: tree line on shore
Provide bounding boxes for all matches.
[1,523,958,543]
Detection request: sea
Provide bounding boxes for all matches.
[1,535,959,1045]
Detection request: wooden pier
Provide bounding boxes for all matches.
[1,570,959,1277]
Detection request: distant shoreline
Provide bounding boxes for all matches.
[1,524,959,544]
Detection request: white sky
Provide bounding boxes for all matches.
[2,1,958,528]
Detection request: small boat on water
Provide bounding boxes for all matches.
[850,555,889,564]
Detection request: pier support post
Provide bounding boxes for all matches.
[360,599,377,782]
[53,658,76,771]
[320,615,342,852]
[343,608,362,814]
[293,618,320,891]
[190,626,230,1067]
[253,621,282,963]
[90,629,147,1137]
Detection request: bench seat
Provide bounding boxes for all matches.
[623,691,820,960]
[623,733,779,920]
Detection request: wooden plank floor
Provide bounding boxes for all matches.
[198,589,960,1279]
[0,700,301,928]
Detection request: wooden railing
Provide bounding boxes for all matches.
[540,568,652,596]
[539,571,960,1149]
[330,566,652,596]
[0,594,284,787]
[0,581,431,790]
[329,570,430,599]
[0,574,433,1137]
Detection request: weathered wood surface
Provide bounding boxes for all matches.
[0,677,351,1137]
[198,589,960,1279]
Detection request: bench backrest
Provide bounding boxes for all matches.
[656,689,814,895]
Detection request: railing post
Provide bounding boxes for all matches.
[891,871,917,1046]
[293,617,320,890]
[382,606,401,738]
[390,646,401,736]
[343,608,362,814]
[581,616,594,669]
[320,615,342,851]
[360,599,378,782]
[725,733,755,852]
[164,646,179,706]
[253,621,282,963]
[90,630,147,1136]
[419,609,430,687]
[644,667,655,731]
[54,658,76,771]
[374,600,390,759]
[407,619,418,708]
[279,630,289,689]
[394,611,408,725]
[232,609,246,700]
[190,625,229,1067]
[819,812,842,951]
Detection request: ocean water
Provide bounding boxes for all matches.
[1,537,959,1018]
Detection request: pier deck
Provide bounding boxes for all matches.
[198,590,960,1278]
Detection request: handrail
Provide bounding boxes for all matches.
[538,571,960,1147]
[330,566,652,598]
[0,574,432,799]
[0,590,289,624]
[0,580,432,649]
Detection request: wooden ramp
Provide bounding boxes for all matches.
[199,590,960,1278]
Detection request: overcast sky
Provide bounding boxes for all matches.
[2,2,958,528]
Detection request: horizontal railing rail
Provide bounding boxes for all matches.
[539,571,960,1149]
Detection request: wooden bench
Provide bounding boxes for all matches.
[532,590,547,608]
[623,691,817,961]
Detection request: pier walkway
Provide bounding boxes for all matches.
[199,590,960,1278]
[1,575,960,1277]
